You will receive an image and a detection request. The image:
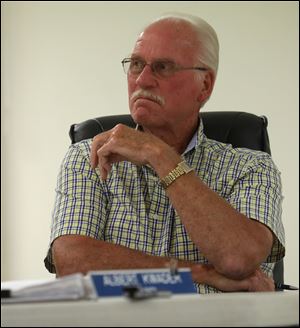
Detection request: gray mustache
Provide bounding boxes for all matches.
[131,90,165,106]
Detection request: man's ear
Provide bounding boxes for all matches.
[197,71,215,104]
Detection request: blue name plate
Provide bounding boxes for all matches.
[87,268,196,297]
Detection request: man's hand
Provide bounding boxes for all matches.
[90,124,181,180]
[90,124,162,179]
[192,263,275,292]
[246,268,275,292]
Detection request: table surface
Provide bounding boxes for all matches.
[1,290,299,327]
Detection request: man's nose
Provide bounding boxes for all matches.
[135,64,158,88]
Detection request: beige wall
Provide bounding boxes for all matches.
[1,1,299,285]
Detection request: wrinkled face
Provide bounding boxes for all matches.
[127,20,209,130]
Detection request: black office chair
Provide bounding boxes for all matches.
[69,111,284,285]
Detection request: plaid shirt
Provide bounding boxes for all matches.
[45,120,285,293]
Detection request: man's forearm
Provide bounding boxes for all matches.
[53,235,176,276]
[53,235,274,292]
[53,235,210,285]
[149,151,273,279]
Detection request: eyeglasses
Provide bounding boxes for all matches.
[121,57,207,78]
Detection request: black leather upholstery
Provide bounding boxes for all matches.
[69,111,283,285]
[69,111,271,154]
[69,114,136,144]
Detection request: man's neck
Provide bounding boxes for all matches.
[142,120,199,154]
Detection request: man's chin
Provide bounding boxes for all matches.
[130,106,158,127]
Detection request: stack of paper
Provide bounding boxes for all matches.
[1,273,89,303]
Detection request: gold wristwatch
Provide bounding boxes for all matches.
[161,160,193,189]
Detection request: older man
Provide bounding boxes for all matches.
[45,14,284,293]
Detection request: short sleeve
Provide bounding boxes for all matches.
[226,154,285,263]
[44,140,107,273]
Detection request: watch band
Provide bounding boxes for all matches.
[161,160,193,189]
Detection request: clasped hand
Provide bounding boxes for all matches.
[90,124,163,180]
[195,264,275,292]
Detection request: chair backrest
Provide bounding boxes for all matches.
[69,111,271,153]
[69,111,283,285]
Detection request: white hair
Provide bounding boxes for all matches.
[149,13,219,79]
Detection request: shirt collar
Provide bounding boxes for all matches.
[182,117,205,155]
[136,116,205,156]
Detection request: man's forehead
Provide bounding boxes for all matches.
[134,23,198,50]
[138,20,196,41]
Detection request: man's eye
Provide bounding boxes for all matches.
[156,62,169,71]
[155,61,175,74]
[131,60,144,70]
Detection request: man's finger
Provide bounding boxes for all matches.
[90,132,110,169]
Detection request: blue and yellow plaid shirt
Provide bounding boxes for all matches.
[45,119,285,293]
